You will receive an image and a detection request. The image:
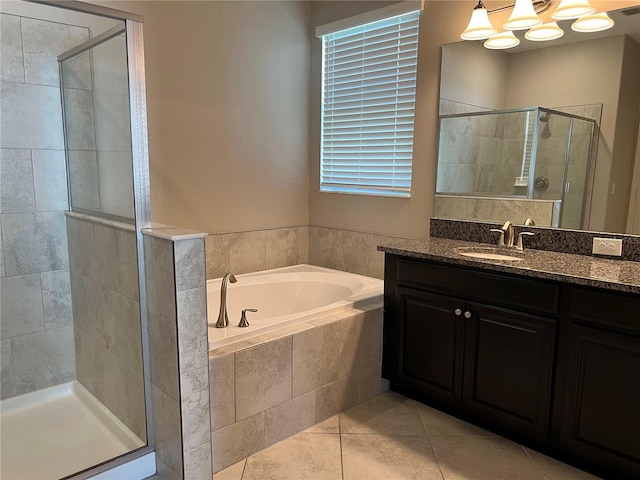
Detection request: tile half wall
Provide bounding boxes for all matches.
[205,225,411,281]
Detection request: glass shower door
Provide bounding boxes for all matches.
[61,28,135,223]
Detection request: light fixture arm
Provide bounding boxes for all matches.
[487,0,556,16]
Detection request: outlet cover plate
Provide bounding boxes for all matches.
[592,238,623,256]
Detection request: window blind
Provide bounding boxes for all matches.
[320,10,420,197]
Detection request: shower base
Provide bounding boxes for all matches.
[0,381,145,480]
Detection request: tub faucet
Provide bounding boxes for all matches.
[216,273,237,328]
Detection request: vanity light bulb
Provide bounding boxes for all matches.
[525,22,565,41]
[503,0,543,30]
[461,2,498,40]
[551,0,596,20]
[571,12,615,33]
[484,31,521,49]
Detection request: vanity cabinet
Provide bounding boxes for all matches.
[383,253,640,479]
[383,255,558,440]
[553,287,640,478]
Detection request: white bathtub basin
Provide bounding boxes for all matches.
[207,264,383,349]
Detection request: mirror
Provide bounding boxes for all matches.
[437,6,640,233]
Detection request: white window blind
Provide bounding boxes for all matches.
[320,10,420,197]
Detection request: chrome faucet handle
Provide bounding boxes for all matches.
[239,309,258,328]
[490,229,506,247]
[516,232,535,251]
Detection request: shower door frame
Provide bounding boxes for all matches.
[29,1,154,479]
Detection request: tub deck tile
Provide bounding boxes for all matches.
[209,338,264,358]
[256,323,315,343]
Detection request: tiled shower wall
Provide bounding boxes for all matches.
[66,213,146,441]
[0,14,84,399]
[205,225,409,281]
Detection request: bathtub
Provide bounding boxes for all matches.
[207,264,383,349]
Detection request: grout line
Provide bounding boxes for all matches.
[338,412,345,480]
[414,400,446,480]
[239,458,247,480]
[522,445,549,480]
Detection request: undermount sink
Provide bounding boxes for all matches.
[456,247,524,262]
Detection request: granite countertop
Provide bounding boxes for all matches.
[378,237,640,295]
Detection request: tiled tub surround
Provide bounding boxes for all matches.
[430,217,640,263]
[434,195,561,227]
[143,228,212,480]
[66,212,146,442]
[209,302,387,473]
[378,236,640,294]
[0,13,88,400]
[205,225,410,281]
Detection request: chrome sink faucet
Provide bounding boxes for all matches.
[215,272,237,328]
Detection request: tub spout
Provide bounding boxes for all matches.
[216,273,237,328]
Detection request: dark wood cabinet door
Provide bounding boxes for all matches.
[559,324,640,478]
[462,303,556,440]
[396,287,464,406]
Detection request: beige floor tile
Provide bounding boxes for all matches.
[431,435,545,480]
[242,433,342,480]
[340,393,426,435]
[416,403,494,437]
[524,447,602,480]
[341,434,443,479]
[304,414,340,434]
[213,459,245,480]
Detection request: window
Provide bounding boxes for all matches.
[319,8,421,197]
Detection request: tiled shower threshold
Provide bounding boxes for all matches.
[0,381,144,480]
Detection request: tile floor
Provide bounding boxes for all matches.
[214,391,601,480]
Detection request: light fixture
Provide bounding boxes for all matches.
[460,0,611,50]
[484,31,521,49]
[571,12,615,32]
[461,1,498,40]
[504,0,543,30]
[551,0,596,20]
[525,21,565,41]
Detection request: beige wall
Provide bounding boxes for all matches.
[91,0,640,239]
[94,1,311,234]
[440,40,509,111]
[611,36,640,232]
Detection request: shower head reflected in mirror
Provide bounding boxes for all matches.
[540,112,552,139]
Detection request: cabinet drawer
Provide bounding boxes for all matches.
[570,287,640,335]
[397,258,559,316]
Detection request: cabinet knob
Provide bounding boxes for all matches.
[464,311,472,319]
[454,308,462,316]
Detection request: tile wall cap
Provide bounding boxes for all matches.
[64,211,135,232]
[142,227,207,241]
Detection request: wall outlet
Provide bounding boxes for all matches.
[592,238,623,256]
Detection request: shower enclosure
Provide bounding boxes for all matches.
[436,107,597,229]
[0,1,152,478]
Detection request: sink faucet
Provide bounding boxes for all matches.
[215,272,237,328]
[490,221,514,248]
[502,221,515,247]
